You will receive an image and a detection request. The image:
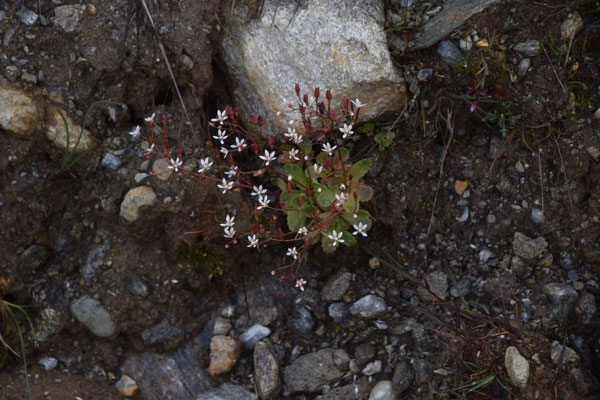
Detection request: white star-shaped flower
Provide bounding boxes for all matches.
[198,157,213,173]
[285,127,296,139]
[144,113,156,123]
[129,125,141,137]
[288,148,299,160]
[339,123,353,139]
[168,157,183,172]
[231,137,247,151]
[352,222,368,237]
[213,129,228,144]
[220,147,229,157]
[247,234,259,248]
[287,247,298,259]
[322,142,337,156]
[251,185,267,197]
[259,149,276,166]
[313,164,323,175]
[295,278,306,291]
[223,226,236,239]
[327,230,344,246]
[217,178,233,194]
[298,226,308,236]
[225,166,238,178]
[335,192,347,207]
[146,143,156,154]
[220,214,235,228]
[257,195,270,210]
[211,110,227,124]
[351,99,366,108]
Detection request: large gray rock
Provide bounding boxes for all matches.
[504,346,529,390]
[350,295,387,318]
[283,349,345,394]
[253,341,280,400]
[222,0,406,134]
[196,384,257,400]
[543,282,579,323]
[513,232,548,259]
[70,296,116,338]
[412,0,500,49]
[321,271,352,302]
[0,80,44,138]
[120,186,158,222]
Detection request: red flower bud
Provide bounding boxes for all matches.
[257,115,264,127]
[314,87,320,100]
[280,202,286,208]
[249,113,255,125]
[286,182,292,194]
[214,148,220,159]
[234,106,239,114]
[299,104,305,115]
[330,203,337,212]
[330,111,335,119]
[268,134,275,147]
[251,223,258,234]
[342,95,349,109]
[326,89,332,101]
[353,191,358,199]
[303,93,309,105]
[177,147,182,156]
[304,122,312,132]
[296,197,302,207]
[227,154,234,167]
[149,121,154,129]
[252,143,258,153]
[277,228,283,239]
[148,136,154,145]
[270,215,276,225]
[319,101,325,112]
[162,114,167,122]
[295,83,300,96]
[305,188,312,197]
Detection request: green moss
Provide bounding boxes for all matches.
[177,247,224,279]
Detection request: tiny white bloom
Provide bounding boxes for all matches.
[198,157,213,173]
[352,222,368,237]
[220,214,235,228]
[223,226,236,239]
[295,278,306,291]
[351,98,366,108]
[313,164,323,175]
[259,149,276,166]
[293,135,303,144]
[211,109,227,124]
[257,195,270,210]
[287,247,298,259]
[213,129,228,144]
[217,178,234,193]
[225,166,238,177]
[335,192,347,207]
[285,127,296,139]
[145,143,156,154]
[289,119,295,125]
[328,230,344,246]
[220,147,229,157]
[322,142,337,156]
[287,175,293,181]
[339,123,353,139]
[144,113,156,123]
[129,125,141,136]
[168,157,183,172]
[251,185,267,197]
[340,184,346,191]
[288,148,299,160]
[231,137,247,151]
[298,226,308,236]
[247,234,259,248]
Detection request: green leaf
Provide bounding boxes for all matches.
[321,233,337,253]
[316,187,335,208]
[285,164,308,187]
[348,159,371,182]
[360,121,375,135]
[341,209,372,227]
[342,194,357,213]
[354,184,374,201]
[273,177,287,192]
[341,231,356,246]
[287,211,306,231]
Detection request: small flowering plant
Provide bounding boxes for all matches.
[134,84,374,289]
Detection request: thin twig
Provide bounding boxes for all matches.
[551,130,575,217]
[538,148,544,214]
[427,109,454,236]
[139,0,196,134]
[540,43,567,94]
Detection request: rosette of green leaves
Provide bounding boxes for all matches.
[274,142,373,253]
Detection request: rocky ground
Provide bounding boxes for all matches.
[1,0,600,399]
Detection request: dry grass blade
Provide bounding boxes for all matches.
[139,0,196,135]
